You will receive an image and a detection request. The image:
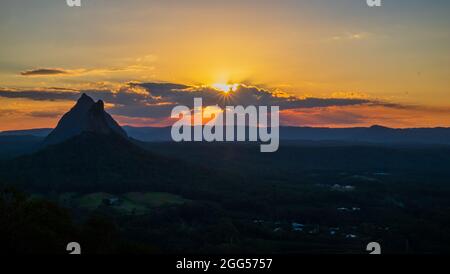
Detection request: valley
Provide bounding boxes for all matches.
[1,94,450,254]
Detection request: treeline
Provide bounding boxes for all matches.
[0,187,156,254]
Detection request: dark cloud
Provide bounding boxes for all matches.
[0,82,391,119]
[134,82,371,107]
[121,82,372,118]
[28,110,64,118]
[20,68,68,76]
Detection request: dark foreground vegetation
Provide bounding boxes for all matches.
[1,134,450,254]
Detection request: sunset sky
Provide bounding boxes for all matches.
[1,0,449,130]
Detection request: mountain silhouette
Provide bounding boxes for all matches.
[2,132,198,193]
[44,93,127,145]
[0,94,219,194]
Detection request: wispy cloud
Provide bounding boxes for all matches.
[17,53,158,79]
[20,68,68,76]
[331,32,371,41]
[28,110,65,118]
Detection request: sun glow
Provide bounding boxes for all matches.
[212,83,239,93]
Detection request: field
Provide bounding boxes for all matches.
[3,141,450,254]
[45,192,189,215]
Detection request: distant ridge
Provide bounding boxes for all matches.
[122,125,450,145]
[0,128,52,137]
[44,93,127,145]
[3,123,450,146]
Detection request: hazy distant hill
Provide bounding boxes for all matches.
[280,125,450,144]
[0,135,43,159]
[3,124,450,145]
[122,125,450,145]
[0,128,52,137]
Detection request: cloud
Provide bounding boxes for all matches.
[130,82,372,110]
[28,110,64,118]
[19,60,156,78]
[3,82,450,128]
[20,68,68,76]
[0,82,419,124]
[331,32,371,41]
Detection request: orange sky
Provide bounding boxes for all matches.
[0,1,449,130]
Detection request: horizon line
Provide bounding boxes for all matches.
[2,124,450,134]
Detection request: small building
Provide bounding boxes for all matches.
[103,197,121,206]
[292,222,305,232]
[273,227,283,233]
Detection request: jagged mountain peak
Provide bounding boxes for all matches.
[72,93,95,111]
[78,93,95,103]
[44,94,127,145]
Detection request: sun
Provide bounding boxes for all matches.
[212,83,239,93]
